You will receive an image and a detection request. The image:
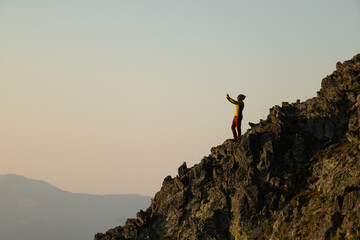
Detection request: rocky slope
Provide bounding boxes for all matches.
[94,54,360,240]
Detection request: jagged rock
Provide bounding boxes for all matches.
[347,94,360,143]
[94,54,360,240]
[178,162,188,178]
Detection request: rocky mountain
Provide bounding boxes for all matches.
[0,174,150,240]
[94,54,360,240]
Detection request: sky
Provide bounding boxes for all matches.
[1,0,359,196]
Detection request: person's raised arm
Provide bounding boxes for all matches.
[226,94,238,104]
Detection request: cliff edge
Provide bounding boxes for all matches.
[95,54,360,240]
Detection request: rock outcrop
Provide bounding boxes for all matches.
[95,54,360,240]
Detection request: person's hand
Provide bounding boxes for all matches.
[226,94,229,98]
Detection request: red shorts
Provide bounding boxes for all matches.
[231,115,242,139]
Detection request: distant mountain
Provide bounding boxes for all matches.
[0,174,151,240]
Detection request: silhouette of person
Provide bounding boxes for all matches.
[226,94,246,140]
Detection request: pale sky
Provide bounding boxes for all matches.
[1,0,359,196]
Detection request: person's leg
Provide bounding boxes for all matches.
[231,116,238,139]
[236,115,242,138]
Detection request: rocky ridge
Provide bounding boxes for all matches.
[95,54,360,240]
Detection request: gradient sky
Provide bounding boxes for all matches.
[1,0,359,196]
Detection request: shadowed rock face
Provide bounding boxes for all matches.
[94,54,360,240]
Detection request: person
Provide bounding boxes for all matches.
[226,93,246,140]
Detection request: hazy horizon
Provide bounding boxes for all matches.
[0,173,151,240]
[0,173,151,197]
[1,0,359,196]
